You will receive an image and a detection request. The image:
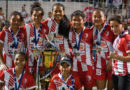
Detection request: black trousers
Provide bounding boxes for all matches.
[112,74,130,90]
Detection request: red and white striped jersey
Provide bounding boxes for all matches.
[48,73,82,90]
[92,24,115,68]
[43,19,70,54]
[113,30,130,76]
[0,68,35,90]
[68,27,94,72]
[0,27,26,68]
[25,23,49,67]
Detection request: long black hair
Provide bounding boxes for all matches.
[58,15,70,39]
[52,3,70,39]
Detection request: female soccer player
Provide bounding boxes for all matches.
[0,52,35,90]
[48,56,82,90]
[68,10,94,90]
[91,9,116,90]
[0,11,26,70]
[25,2,49,73]
[43,3,70,54]
[109,15,130,90]
[43,3,71,76]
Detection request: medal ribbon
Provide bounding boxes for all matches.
[34,24,42,46]
[14,67,25,90]
[95,24,107,45]
[74,29,83,50]
[10,28,20,49]
[61,74,75,90]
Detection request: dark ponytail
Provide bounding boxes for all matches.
[58,15,70,39]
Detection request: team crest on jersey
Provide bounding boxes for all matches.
[85,33,88,38]
[100,41,107,48]
[24,78,27,84]
[86,75,91,82]
[106,31,109,36]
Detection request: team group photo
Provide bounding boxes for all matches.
[0,0,130,90]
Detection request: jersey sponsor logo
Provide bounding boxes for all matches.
[17,44,21,49]
[56,35,63,39]
[38,37,43,45]
[100,41,107,48]
[80,43,84,50]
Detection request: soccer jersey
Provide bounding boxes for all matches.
[68,27,94,72]
[0,68,35,90]
[25,23,49,68]
[48,73,82,90]
[92,24,115,69]
[43,19,71,75]
[113,30,130,76]
[43,19,70,54]
[0,27,26,68]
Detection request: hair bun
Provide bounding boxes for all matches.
[31,1,41,10]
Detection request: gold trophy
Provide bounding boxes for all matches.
[43,34,57,69]
[41,34,59,88]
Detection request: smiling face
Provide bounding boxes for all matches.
[92,10,106,27]
[71,15,84,31]
[9,14,22,30]
[14,54,26,70]
[52,5,65,23]
[32,10,43,24]
[110,20,124,35]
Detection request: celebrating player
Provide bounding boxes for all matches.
[91,8,116,90]
[0,11,26,70]
[25,1,49,73]
[109,15,130,90]
[68,10,94,90]
[0,52,35,90]
[48,56,82,90]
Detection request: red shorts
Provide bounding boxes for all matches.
[94,68,112,80]
[94,58,112,80]
[72,63,95,88]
